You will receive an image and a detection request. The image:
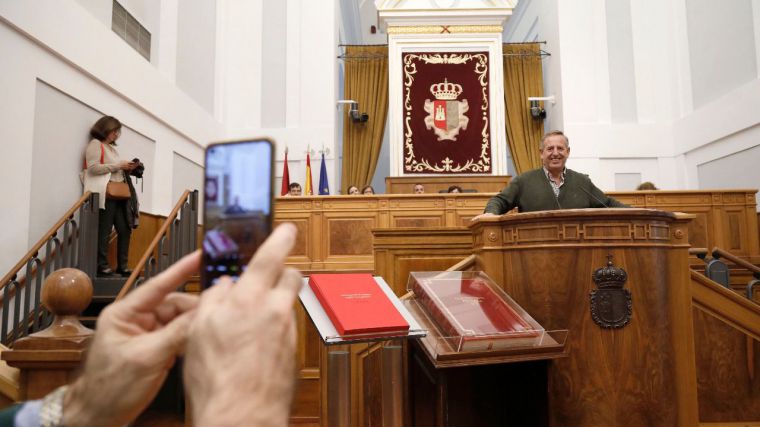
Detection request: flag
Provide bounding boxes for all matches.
[318,153,330,195]
[304,153,314,196]
[280,148,290,196]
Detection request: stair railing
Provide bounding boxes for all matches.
[116,190,199,300]
[710,247,760,301]
[0,192,99,344]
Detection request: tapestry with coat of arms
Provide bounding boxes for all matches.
[402,51,491,174]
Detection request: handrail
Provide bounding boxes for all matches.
[690,270,760,341]
[116,190,197,300]
[688,247,708,260]
[446,254,476,272]
[0,193,98,344]
[0,192,93,290]
[712,247,760,277]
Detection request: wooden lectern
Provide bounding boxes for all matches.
[470,209,699,426]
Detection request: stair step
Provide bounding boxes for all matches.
[93,276,128,297]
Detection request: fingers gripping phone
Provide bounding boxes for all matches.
[201,138,274,289]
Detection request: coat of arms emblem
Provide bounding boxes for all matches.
[424,78,469,141]
[590,255,632,329]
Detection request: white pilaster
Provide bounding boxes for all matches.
[377,0,516,177]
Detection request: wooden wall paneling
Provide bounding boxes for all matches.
[692,308,760,422]
[274,211,314,269]
[291,303,322,423]
[107,212,163,270]
[372,228,473,295]
[322,211,377,269]
[384,175,510,194]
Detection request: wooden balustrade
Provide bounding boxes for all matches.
[1,268,93,400]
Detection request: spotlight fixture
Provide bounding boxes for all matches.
[337,100,369,123]
[527,95,556,121]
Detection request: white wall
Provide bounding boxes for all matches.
[218,0,340,195]
[503,0,760,206]
[176,0,217,113]
[686,0,757,109]
[0,0,221,275]
[502,0,564,132]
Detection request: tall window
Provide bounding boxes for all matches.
[111,1,151,60]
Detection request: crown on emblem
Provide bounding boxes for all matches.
[429,78,463,100]
[591,255,628,289]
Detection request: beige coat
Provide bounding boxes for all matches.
[82,139,124,209]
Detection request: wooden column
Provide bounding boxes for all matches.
[2,268,93,400]
[470,209,699,426]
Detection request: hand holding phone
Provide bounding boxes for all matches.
[201,138,274,289]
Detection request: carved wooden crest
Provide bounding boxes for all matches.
[590,255,632,329]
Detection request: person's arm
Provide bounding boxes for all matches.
[184,224,302,427]
[483,178,521,215]
[85,141,131,175]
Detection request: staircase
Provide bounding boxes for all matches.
[0,190,199,418]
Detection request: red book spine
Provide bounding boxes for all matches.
[309,276,350,335]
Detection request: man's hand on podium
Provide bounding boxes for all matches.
[471,212,498,222]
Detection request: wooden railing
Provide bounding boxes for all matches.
[116,190,199,300]
[0,193,98,344]
[691,270,760,340]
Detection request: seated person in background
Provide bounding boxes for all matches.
[636,181,658,190]
[447,185,463,194]
[413,183,425,194]
[288,182,302,196]
[347,185,360,195]
[472,130,627,221]
[362,185,375,195]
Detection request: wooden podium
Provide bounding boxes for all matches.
[470,209,699,426]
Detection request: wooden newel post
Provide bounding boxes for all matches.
[1,268,94,400]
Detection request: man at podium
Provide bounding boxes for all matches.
[473,131,627,220]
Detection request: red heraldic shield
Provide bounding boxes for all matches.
[433,100,448,130]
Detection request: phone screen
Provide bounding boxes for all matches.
[201,139,273,288]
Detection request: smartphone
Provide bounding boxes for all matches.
[201,138,274,289]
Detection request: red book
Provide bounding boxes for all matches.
[410,272,541,351]
[309,274,410,336]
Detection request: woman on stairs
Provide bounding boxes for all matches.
[82,116,139,277]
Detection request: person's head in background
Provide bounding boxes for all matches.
[347,185,359,195]
[636,181,658,191]
[289,182,302,196]
[90,116,122,144]
[413,183,425,194]
[362,185,375,195]
[447,185,463,194]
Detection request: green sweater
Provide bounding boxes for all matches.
[484,168,628,214]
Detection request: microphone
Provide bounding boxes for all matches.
[579,186,609,208]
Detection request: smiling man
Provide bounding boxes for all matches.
[472,131,627,220]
